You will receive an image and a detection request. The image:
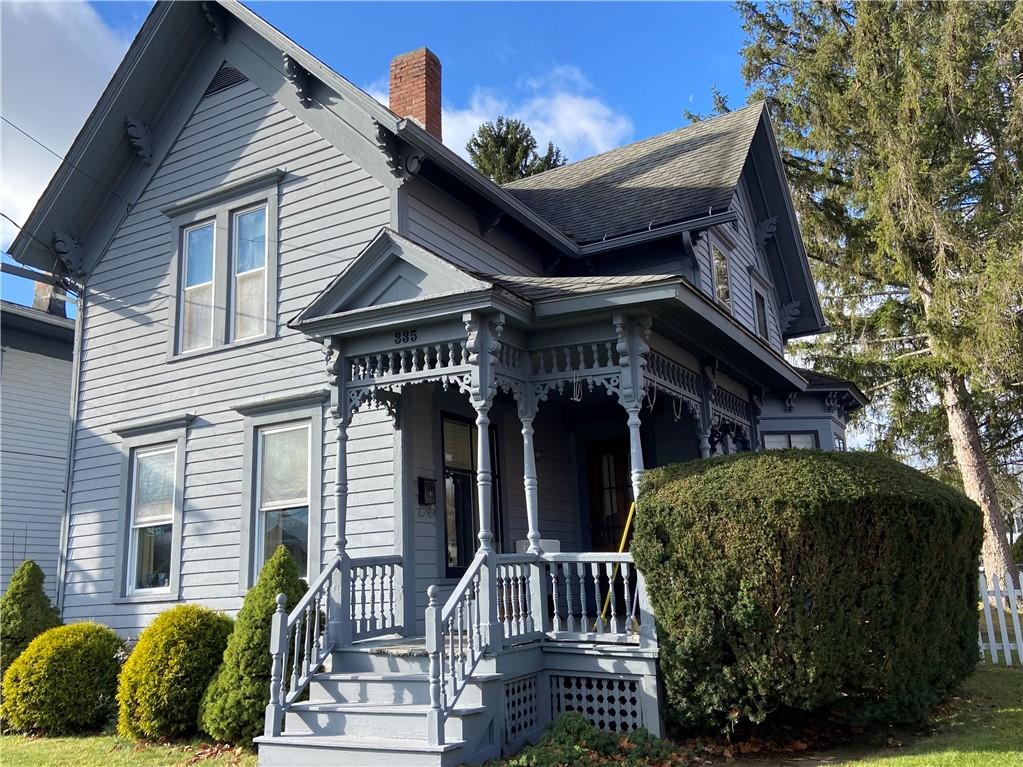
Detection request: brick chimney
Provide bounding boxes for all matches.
[389,48,441,141]
[32,280,67,318]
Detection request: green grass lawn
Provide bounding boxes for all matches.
[841,665,1022,767]
[0,734,256,767]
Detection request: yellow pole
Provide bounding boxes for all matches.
[595,501,635,631]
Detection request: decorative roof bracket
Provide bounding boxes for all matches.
[283,53,313,106]
[52,230,85,278]
[754,216,778,251]
[779,300,802,332]
[124,115,154,165]
[374,121,425,180]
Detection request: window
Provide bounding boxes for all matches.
[834,433,847,451]
[763,432,818,450]
[164,168,282,358]
[442,415,502,576]
[127,445,176,593]
[754,290,769,339]
[256,422,310,576]
[181,223,215,352]
[712,245,731,310]
[232,205,267,341]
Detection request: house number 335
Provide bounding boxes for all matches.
[394,329,418,344]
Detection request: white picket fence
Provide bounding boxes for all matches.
[978,570,1023,665]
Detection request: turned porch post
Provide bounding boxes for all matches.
[518,388,542,554]
[614,314,651,500]
[698,363,716,459]
[326,337,352,647]
[465,311,504,651]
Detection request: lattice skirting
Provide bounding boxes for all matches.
[504,675,540,745]
[550,674,643,732]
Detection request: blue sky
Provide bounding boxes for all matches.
[1,1,750,308]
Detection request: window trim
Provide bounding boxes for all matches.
[113,424,187,603]
[238,400,324,590]
[165,172,281,361]
[762,431,819,450]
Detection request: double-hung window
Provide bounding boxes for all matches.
[127,445,176,593]
[113,416,188,602]
[164,168,282,358]
[256,422,310,575]
[181,223,215,352]
[232,205,268,342]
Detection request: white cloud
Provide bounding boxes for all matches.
[0,0,131,250]
[368,63,633,164]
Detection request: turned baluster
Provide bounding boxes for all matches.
[564,563,576,633]
[549,564,561,632]
[576,562,589,634]
[517,566,529,635]
[289,612,303,692]
[592,562,604,634]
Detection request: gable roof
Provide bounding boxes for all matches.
[504,103,765,245]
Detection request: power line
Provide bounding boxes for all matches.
[1,116,133,209]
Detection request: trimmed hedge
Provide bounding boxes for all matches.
[0,560,61,678]
[117,604,234,739]
[0,623,122,734]
[633,450,982,732]
[199,546,306,744]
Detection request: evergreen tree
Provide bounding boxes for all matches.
[198,546,306,744]
[467,116,566,184]
[737,0,1023,580]
[0,560,61,678]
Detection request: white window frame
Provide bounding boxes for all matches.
[126,444,177,596]
[235,392,326,589]
[230,203,269,343]
[111,414,190,603]
[253,421,311,576]
[163,168,283,361]
[179,220,216,353]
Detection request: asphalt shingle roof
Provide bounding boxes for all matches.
[489,274,678,301]
[503,102,765,245]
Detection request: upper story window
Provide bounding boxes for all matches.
[711,245,731,311]
[754,290,769,340]
[163,168,283,360]
[181,222,215,352]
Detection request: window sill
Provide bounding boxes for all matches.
[113,592,180,604]
[166,331,277,364]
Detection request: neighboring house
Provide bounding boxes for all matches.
[6,2,866,764]
[0,287,74,599]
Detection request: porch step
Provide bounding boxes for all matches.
[255,733,463,767]
[309,670,501,705]
[285,701,487,740]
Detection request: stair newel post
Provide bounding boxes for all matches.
[465,311,503,653]
[326,337,353,649]
[425,585,445,746]
[264,593,288,737]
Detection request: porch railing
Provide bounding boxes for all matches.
[265,553,404,737]
[426,551,487,745]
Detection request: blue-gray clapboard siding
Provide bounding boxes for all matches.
[1,336,72,599]
[64,78,396,635]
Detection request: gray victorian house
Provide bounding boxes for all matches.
[7,2,865,764]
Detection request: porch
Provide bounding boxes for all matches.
[256,233,778,764]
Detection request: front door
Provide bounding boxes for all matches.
[586,439,632,552]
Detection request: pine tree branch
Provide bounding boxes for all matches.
[805,252,910,289]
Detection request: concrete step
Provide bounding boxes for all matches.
[255,733,463,767]
[308,671,501,705]
[284,701,487,740]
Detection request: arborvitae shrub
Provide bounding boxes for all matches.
[1012,535,1023,564]
[117,604,234,739]
[199,546,306,744]
[633,450,982,732]
[0,623,122,734]
[0,560,61,678]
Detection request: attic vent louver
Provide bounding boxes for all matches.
[204,64,247,97]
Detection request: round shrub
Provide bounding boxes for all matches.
[633,450,982,732]
[1,623,122,734]
[199,546,306,744]
[0,560,61,678]
[117,604,234,739]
